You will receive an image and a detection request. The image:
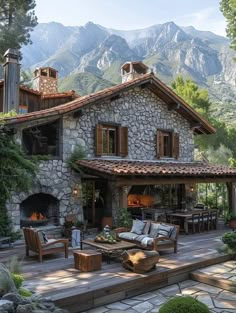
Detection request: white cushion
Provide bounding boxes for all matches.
[149,223,160,238]
[118,232,139,241]
[130,219,145,235]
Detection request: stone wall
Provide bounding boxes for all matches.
[33,76,58,94]
[63,87,194,162]
[7,160,82,231]
[7,85,195,230]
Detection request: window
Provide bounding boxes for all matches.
[22,120,61,157]
[95,124,128,157]
[156,130,179,159]
[49,68,57,78]
[102,125,117,155]
[40,69,47,76]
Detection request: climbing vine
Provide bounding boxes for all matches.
[0,131,37,236]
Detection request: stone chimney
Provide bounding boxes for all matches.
[3,49,20,113]
[121,61,148,83]
[33,67,58,94]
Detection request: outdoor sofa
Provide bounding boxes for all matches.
[115,219,179,253]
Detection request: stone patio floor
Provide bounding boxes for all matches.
[83,261,236,313]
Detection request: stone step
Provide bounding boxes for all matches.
[190,260,236,293]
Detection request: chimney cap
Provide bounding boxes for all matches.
[4,48,19,58]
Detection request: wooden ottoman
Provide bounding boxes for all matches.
[122,249,160,274]
[73,250,102,272]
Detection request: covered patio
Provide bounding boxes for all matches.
[77,159,236,228]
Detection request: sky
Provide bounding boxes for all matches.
[35,0,227,36]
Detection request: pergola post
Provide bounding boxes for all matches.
[227,182,236,214]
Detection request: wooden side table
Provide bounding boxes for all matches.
[73,250,102,272]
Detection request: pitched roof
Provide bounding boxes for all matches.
[1,73,215,134]
[0,80,79,98]
[77,159,236,178]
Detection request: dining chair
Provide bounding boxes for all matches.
[187,213,201,233]
[209,210,218,230]
[201,212,210,231]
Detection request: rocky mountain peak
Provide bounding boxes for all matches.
[20,21,236,122]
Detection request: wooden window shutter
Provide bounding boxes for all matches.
[118,126,128,157]
[172,133,179,159]
[95,124,103,156]
[156,130,164,159]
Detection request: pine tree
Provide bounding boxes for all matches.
[0,0,38,62]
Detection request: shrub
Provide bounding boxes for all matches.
[116,208,132,228]
[222,232,236,249]
[221,231,236,257]
[11,273,24,289]
[159,296,210,313]
[18,287,32,297]
[7,256,22,274]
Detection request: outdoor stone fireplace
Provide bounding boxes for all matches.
[20,193,59,227]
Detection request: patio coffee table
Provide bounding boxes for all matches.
[81,239,137,262]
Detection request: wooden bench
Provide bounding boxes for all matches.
[23,227,69,262]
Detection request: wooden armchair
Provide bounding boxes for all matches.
[23,227,69,262]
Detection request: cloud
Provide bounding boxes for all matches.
[174,7,227,36]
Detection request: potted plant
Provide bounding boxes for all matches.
[224,212,236,230]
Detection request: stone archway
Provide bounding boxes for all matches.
[20,193,59,227]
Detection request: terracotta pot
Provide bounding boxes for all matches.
[229,218,236,230]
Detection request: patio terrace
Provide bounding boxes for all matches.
[0,222,234,312]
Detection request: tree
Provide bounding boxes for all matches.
[0,0,37,62]
[220,0,236,50]
[171,76,211,117]
[171,75,236,164]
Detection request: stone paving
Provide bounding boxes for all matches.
[83,261,236,313]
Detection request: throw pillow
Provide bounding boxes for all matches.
[42,231,48,243]
[130,219,145,235]
[142,221,151,235]
[158,224,174,238]
[37,230,45,244]
[149,223,160,238]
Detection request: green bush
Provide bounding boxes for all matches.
[18,287,32,297]
[159,296,210,313]
[116,208,132,228]
[222,231,236,249]
[11,273,24,289]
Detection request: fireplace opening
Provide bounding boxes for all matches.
[20,193,59,227]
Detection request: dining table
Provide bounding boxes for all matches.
[167,209,214,234]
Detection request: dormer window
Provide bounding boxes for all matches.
[156,130,179,159]
[95,124,128,157]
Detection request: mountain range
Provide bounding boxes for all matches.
[20,21,236,125]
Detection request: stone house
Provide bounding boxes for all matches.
[1,50,236,231]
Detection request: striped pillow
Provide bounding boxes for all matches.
[157,224,174,238]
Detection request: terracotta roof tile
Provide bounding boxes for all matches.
[77,159,236,177]
[1,73,215,134]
